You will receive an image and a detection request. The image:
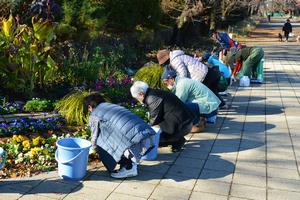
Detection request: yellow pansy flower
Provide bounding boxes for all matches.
[22,140,31,150]
[29,147,42,157]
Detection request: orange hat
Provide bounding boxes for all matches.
[157,49,170,65]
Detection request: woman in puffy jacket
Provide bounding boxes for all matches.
[157,49,226,108]
[84,93,156,179]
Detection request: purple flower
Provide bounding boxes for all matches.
[108,75,114,87]
[95,80,104,91]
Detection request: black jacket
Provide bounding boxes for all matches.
[282,22,292,33]
[143,88,194,135]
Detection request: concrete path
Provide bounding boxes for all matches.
[1,18,300,200]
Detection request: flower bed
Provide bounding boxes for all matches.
[0,97,55,114]
[0,74,150,179]
[0,99,23,114]
[0,116,65,137]
[0,127,91,178]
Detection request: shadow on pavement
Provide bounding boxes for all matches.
[0,178,83,194]
[264,45,300,61]
[232,96,266,102]
[129,137,263,182]
[185,138,263,153]
[227,104,283,116]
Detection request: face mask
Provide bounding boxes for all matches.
[138,100,144,105]
[137,96,144,105]
[167,85,174,90]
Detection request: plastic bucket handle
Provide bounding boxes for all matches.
[0,148,6,168]
[55,149,85,164]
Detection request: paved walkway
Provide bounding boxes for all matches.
[1,18,300,200]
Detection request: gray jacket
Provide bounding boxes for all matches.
[89,103,156,162]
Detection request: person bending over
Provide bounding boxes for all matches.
[84,93,156,179]
[130,81,196,152]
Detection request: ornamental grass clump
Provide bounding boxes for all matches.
[133,64,165,89]
[55,90,91,126]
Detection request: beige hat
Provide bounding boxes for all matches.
[157,49,170,65]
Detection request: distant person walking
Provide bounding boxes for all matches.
[282,19,292,42]
[267,13,271,23]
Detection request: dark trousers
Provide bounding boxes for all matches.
[185,102,200,124]
[203,67,225,107]
[284,31,289,41]
[159,121,192,146]
[96,146,132,173]
[185,102,218,120]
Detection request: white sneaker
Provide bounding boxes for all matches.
[219,90,229,96]
[111,163,138,179]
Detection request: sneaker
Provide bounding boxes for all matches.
[219,91,229,96]
[171,137,186,152]
[111,163,138,179]
[206,115,217,124]
[256,78,263,83]
[219,101,226,108]
[250,78,263,84]
[219,104,229,110]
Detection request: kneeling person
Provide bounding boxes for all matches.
[130,81,195,152]
[162,70,221,124]
[84,93,156,179]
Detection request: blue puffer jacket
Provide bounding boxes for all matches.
[89,103,156,162]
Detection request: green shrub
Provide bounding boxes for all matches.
[61,46,127,87]
[101,85,131,104]
[60,0,107,39]
[24,98,54,112]
[55,90,91,125]
[0,15,58,96]
[103,0,161,31]
[61,47,104,86]
[134,64,165,89]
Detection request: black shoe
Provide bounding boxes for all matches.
[219,102,226,108]
[219,104,229,110]
[171,137,186,152]
[159,137,171,147]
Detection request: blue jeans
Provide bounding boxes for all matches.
[185,103,200,124]
[201,109,218,118]
[185,103,218,124]
[96,146,133,172]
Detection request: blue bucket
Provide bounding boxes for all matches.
[55,138,91,180]
[141,127,161,161]
[0,147,6,169]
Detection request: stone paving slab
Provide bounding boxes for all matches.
[1,18,300,200]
